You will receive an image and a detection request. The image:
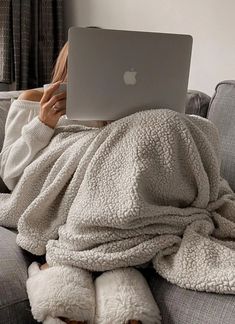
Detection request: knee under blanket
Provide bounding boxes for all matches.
[0,109,235,294]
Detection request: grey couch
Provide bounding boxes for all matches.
[0,83,234,324]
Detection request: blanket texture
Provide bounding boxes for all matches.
[0,109,235,297]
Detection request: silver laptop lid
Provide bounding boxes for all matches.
[67,27,193,120]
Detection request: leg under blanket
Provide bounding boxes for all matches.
[45,110,235,293]
[1,109,235,320]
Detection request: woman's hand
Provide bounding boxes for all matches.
[39,81,66,129]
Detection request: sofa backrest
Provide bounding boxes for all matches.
[0,89,211,150]
[0,89,211,193]
[1,86,234,193]
[0,91,23,150]
[0,91,23,192]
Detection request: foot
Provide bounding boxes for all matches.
[40,262,49,270]
[37,263,88,324]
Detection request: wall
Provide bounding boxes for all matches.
[64,0,235,95]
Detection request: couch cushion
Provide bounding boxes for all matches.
[185,90,211,117]
[207,80,235,192]
[144,268,235,324]
[0,90,23,152]
[0,226,43,323]
[0,91,23,193]
[0,90,23,111]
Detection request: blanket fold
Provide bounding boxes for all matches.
[0,108,235,296]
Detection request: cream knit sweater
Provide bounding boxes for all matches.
[0,99,106,191]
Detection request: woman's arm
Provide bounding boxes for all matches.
[0,94,55,191]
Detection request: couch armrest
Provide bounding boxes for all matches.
[207,80,235,192]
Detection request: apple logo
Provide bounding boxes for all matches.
[123,69,137,85]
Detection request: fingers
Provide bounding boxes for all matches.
[39,82,67,129]
[56,109,66,117]
[52,100,66,112]
[54,91,66,100]
[45,93,66,109]
[41,81,64,104]
[51,106,66,117]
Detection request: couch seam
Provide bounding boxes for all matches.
[0,298,29,311]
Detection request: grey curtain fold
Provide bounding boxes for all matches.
[0,0,65,90]
[0,1,13,84]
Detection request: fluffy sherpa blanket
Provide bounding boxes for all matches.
[1,108,235,297]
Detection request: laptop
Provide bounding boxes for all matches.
[66,27,193,121]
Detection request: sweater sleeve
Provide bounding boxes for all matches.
[0,99,55,191]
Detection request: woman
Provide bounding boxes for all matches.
[0,42,155,324]
[1,38,233,324]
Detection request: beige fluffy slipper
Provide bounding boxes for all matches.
[94,267,162,324]
[27,262,95,323]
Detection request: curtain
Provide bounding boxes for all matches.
[0,0,65,90]
[0,1,12,84]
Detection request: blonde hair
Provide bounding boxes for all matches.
[51,42,68,83]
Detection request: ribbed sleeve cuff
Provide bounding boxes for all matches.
[22,116,55,144]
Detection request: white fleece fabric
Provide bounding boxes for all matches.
[0,103,235,321]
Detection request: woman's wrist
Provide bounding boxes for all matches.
[38,116,55,129]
